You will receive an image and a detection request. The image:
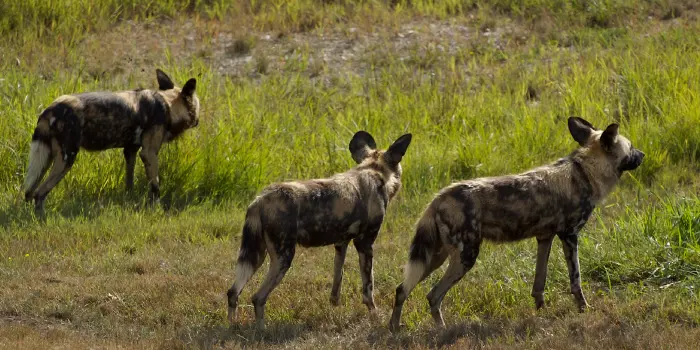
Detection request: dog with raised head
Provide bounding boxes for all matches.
[22,69,200,214]
[227,131,412,328]
[389,117,644,331]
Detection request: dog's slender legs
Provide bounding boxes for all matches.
[390,247,449,331]
[330,242,349,306]
[532,237,554,309]
[559,233,589,312]
[139,128,164,204]
[355,238,377,311]
[427,240,480,327]
[123,146,139,192]
[33,146,76,215]
[252,244,295,329]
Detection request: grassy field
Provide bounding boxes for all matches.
[1,0,699,348]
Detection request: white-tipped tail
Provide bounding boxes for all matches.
[22,141,51,196]
[232,261,255,295]
[402,260,427,293]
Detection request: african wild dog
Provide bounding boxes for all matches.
[389,117,644,331]
[226,131,412,328]
[22,69,200,214]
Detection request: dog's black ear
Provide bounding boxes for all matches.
[181,78,197,96]
[568,117,596,146]
[384,133,412,165]
[600,123,619,151]
[156,69,175,90]
[349,131,377,164]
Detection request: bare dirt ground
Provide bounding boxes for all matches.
[46,15,532,84]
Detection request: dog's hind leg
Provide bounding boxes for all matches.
[390,246,448,332]
[123,146,140,192]
[426,239,480,327]
[32,142,77,215]
[251,202,297,329]
[354,237,379,311]
[330,241,349,306]
[251,237,295,329]
[559,233,589,312]
[531,236,554,310]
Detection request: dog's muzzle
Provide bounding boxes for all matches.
[619,149,644,172]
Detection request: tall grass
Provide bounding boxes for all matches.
[1,23,697,207]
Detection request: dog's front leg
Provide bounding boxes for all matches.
[140,127,164,205]
[330,241,349,306]
[559,233,589,312]
[532,236,554,310]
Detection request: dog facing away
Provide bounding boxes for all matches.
[22,69,200,214]
[227,131,412,328]
[389,117,644,331]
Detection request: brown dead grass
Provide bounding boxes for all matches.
[1,236,699,349]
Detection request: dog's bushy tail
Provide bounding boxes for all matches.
[390,208,442,330]
[403,210,441,292]
[22,135,52,201]
[227,200,266,322]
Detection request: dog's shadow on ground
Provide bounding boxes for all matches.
[186,316,544,348]
[0,190,213,229]
[369,321,509,348]
[374,314,559,348]
[191,321,310,348]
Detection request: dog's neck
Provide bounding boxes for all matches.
[570,149,620,203]
[351,160,402,202]
[155,90,192,140]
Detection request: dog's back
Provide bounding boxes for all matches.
[432,157,594,243]
[35,91,168,151]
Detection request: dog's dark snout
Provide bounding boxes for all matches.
[638,150,645,159]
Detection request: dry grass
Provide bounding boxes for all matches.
[2,228,699,349]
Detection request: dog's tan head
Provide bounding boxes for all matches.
[156,69,200,133]
[349,131,413,199]
[568,117,644,186]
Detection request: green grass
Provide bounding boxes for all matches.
[1,0,699,348]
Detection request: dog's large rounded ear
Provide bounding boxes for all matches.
[349,131,377,164]
[568,117,596,146]
[156,69,175,90]
[181,78,197,97]
[600,123,619,151]
[384,133,412,165]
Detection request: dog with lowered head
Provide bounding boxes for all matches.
[389,117,644,331]
[227,131,412,329]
